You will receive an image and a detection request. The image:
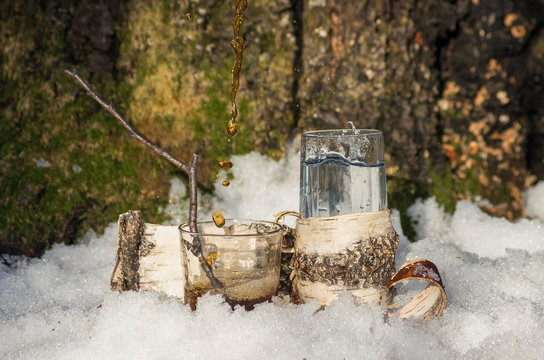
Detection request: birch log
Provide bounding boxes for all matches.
[292,210,399,307]
[110,211,185,299]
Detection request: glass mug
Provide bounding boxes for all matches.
[300,129,387,218]
[179,219,283,310]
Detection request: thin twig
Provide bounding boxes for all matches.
[65,69,222,288]
[64,69,191,174]
[186,153,223,288]
[188,154,199,233]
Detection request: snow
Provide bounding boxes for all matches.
[409,197,544,259]
[2,145,544,359]
[524,181,544,220]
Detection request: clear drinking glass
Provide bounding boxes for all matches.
[179,219,283,309]
[299,129,387,218]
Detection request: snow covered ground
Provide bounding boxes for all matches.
[2,144,544,360]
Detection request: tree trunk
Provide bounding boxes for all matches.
[2,0,544,256]
[299,0,543,221]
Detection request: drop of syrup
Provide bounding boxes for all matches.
[212,211,226,228]
[217,160,233,170]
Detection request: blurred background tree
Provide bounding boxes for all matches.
[1,0,543,257]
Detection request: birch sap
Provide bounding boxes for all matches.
[299,129,387,218]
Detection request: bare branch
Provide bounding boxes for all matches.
[188,154,199,233]
[65,69,223,289]
[64,69,191,174]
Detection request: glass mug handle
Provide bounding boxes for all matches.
[274,210,299,254]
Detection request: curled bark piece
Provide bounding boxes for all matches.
[387,259,447,320]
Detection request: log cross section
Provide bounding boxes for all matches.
[110,210,144,292]
[110,211,186,299]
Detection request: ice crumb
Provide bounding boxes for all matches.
[524,181,544,220]
[33,158,51,168]
[72,164,82,173]
[413,263,441,282]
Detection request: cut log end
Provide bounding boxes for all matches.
[110,210,144,292]
[111,211,186,299]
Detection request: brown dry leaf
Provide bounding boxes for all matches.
[511,25,527,39]
[485,58,502,79]
[468,120,489,138]
[510,185,522,203]
[507,211,514,221]
[490,131,502,140]
[468,141,479,155]
[443,81,461,97]
[442,144,457,165]
[487,58,502,72]
[461,101,473,116]
[478,173,490,186]
[414,31,423,46]
[474,86,489,107]
[504,13,518,27]
[484,204,508,218]
[496,90,510,105]
[525,174,538,188]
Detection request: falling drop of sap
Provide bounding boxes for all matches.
[217,160,233,170]
[212,211,225,227]
[227,121,238,136]
[222,180,231,187]
[227,0,247,137]
[185,13,192,21]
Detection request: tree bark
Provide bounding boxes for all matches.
[2,0,544,257]
[293,210,399,307]
[298,0,543,220]
[111,210,144,292]
[111,211,185,298]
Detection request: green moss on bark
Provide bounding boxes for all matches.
[1,0,296,256]
[0,0,170,257]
